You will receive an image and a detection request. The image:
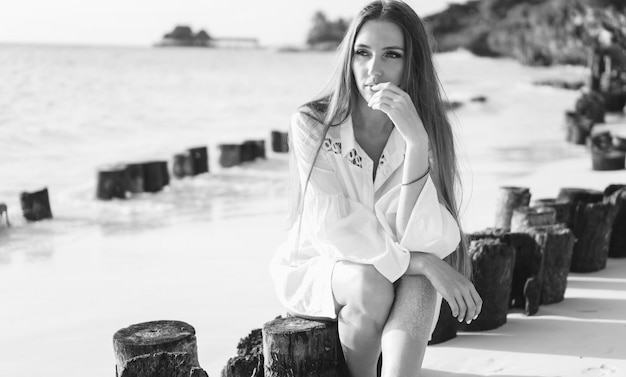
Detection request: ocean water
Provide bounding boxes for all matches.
[0,44,606,377]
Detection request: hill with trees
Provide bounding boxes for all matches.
[424,0,626,66]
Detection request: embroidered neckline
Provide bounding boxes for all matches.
[322,137,363,168]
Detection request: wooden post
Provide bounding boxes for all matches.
[575,91,605,124]
[510,206,556,232]
[124,163,145,194]
[591,148,625,171]
[570,200,613,272]
[460,239,515,331]
[262,316,344,377]
[531,198,571,225]
[188,146,209,175]
[527,224,576,305]
[141,161,169,193]
[222,328,264,377]
[271,131,289,153]
[173,153,193,179]
[428,300,457,345]
[564,111,593,145]
[0,203,10,227]
[219,144,242,168]
[589,131,613,150]
[504,232,543,315]
[600,90,626,112]
[120,352,208,377]
[470,229,542,316]
[20,187,53,221]
[96,165,129,200]
[556,188,603,228]
[244,140,266,159]
[494,186,531,230]
[604,185,626,258]
[113,320,202,377]
[240,142,256,163]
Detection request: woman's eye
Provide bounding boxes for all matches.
[355,49,369,56]
[386,51,403,58]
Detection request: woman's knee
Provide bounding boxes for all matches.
[333,262,395,322]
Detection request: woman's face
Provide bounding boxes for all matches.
[352,20,405,104]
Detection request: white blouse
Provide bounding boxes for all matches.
[270,111,460,323]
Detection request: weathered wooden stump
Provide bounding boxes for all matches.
[113,320,201,377]
[504,232,543,315]
[125,163,145,193]
[494,186,531,230]
[527,224,576,305]
[531,198,571,225]
[188,146,209,175]
[120,352,208,377]
[589,131,613,149]
[0,203,10,227]
[510,206,556,232]
[240,142,256,163]
[142,161,169,193]
[271,131,289,153]
[20,187,53,221]
[173,153,194,179]
[565,111,593,145]
[262,316,344,377]
[556,188,603,228]
[243,140,266,160]
[470,229,542,315]
[219,144,243,168]
[604,185,626,258]
[97,165,129,200]
[557,188,604,204]
[591,148,625,171]
[428,300,457,345]
[600,90,626,112]
[575,91,605,124]
[570,200,613,272]
[222,328,264,377]
[460,239,515,331]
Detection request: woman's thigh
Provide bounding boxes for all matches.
[331,261,395,314]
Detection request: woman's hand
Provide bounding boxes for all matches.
[368,82,427,147]
[407,252,482,324]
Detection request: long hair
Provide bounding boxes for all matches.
[289,0,471,278]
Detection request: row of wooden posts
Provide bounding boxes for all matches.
[0,131,291,226]
[97,131,289,201]
[564,91,626,171]
[114,183,625,377]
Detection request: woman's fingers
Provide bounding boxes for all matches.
[470,285,483,319]
[442,277,482,323]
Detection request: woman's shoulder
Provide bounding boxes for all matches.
[291,103,328,143]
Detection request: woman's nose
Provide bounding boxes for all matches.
[367,55,383,78]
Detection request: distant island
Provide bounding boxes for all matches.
[155,25,259,49]
[424,0,626,66]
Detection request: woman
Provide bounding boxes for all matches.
[270,1,482,376]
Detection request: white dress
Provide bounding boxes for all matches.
[270,111,460,335]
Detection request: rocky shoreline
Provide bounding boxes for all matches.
[424,0,626,66]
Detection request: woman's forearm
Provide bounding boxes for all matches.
[396,143,429,232]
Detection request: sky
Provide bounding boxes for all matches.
[0,0,463,47]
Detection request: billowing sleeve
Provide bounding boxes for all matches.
[291,112,411,283]
[375,178,461,261]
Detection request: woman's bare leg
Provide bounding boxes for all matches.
[380,275,437,377]
[332,262,395,377]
